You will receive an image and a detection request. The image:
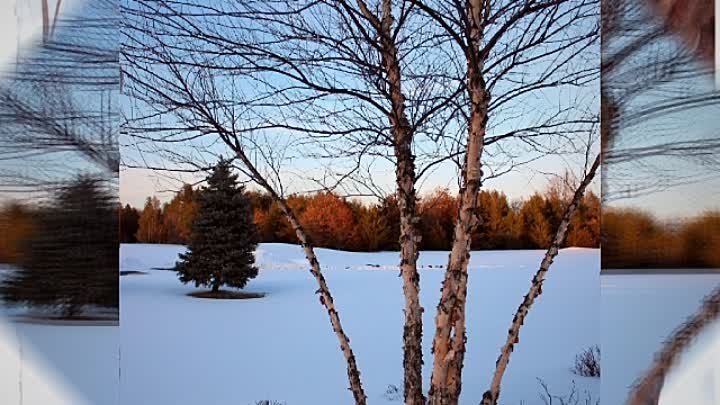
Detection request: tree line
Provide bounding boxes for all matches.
[9,195,719,271]
[0,177,118,317]
[603,208,720,269]
[115,183,600,252]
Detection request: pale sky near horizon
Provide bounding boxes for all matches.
[119,153,594,209]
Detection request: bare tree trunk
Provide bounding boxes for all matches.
[600,89,616,203]
[428,2,489,404]
[41,0,49,43]
[50,0,62,39]
[394,124,424,405]
[627,286,720,405]
[274,190,368,405]
[481,153,601,405]
[41,0,63,43]
[226,140,368,405]
[356,1,425,404]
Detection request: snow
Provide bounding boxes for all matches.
[602,273,720,405]
[120,243,600,405]
[2,244,717,405]
[0,264,119,405]
[659,319,720,405]
[1,243,602,405]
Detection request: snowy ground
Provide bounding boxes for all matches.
[659,318,720,405]
[1,243,602,405]
[0,265,119,405]
[120,243,600,405]
[602,273,720,405]
[3,245,718,405]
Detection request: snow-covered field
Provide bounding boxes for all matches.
[0,265,119,405]
[602,273,720,405]
[4,245,718,405]
[119,243,600,405]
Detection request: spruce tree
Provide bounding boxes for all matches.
[119,204,140,243]
[0,176,119,318]
[176,159,259,293]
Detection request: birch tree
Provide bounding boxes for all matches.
[122,2,597,405]
[482,150,600,405]
[406,2,597,403]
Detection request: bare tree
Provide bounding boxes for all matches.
[122,2,597,405]
[405,2,597,404]
[603,2,720,405]
[122,2,478,403]
[601,0,720,202]
[124,62,371,405]
[121,2,389,402]
[0,0,119,198]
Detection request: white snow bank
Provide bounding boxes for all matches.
[658,315,720,405]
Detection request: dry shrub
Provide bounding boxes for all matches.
[572,345,600,377]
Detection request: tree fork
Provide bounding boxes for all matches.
[428,21,490,402]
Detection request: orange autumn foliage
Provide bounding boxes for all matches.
[121,185,603,252]
[300,192,360,251]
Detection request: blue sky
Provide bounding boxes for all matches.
[0,0,111,204]
[119,1,600,209]
[604,59,720,219]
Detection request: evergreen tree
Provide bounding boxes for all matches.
[418,189,457,250]
[119,203,141,243]
[0,177,118,318]
[378,196,401,250]
[355,204,392,252]
[176,159,259,293]
[473,190,513,249]
[520,194,552,248]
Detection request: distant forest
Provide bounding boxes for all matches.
[1,182,600,264]
[117,184,601,253]
[602,208,720,269]
[4,185,718,268]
